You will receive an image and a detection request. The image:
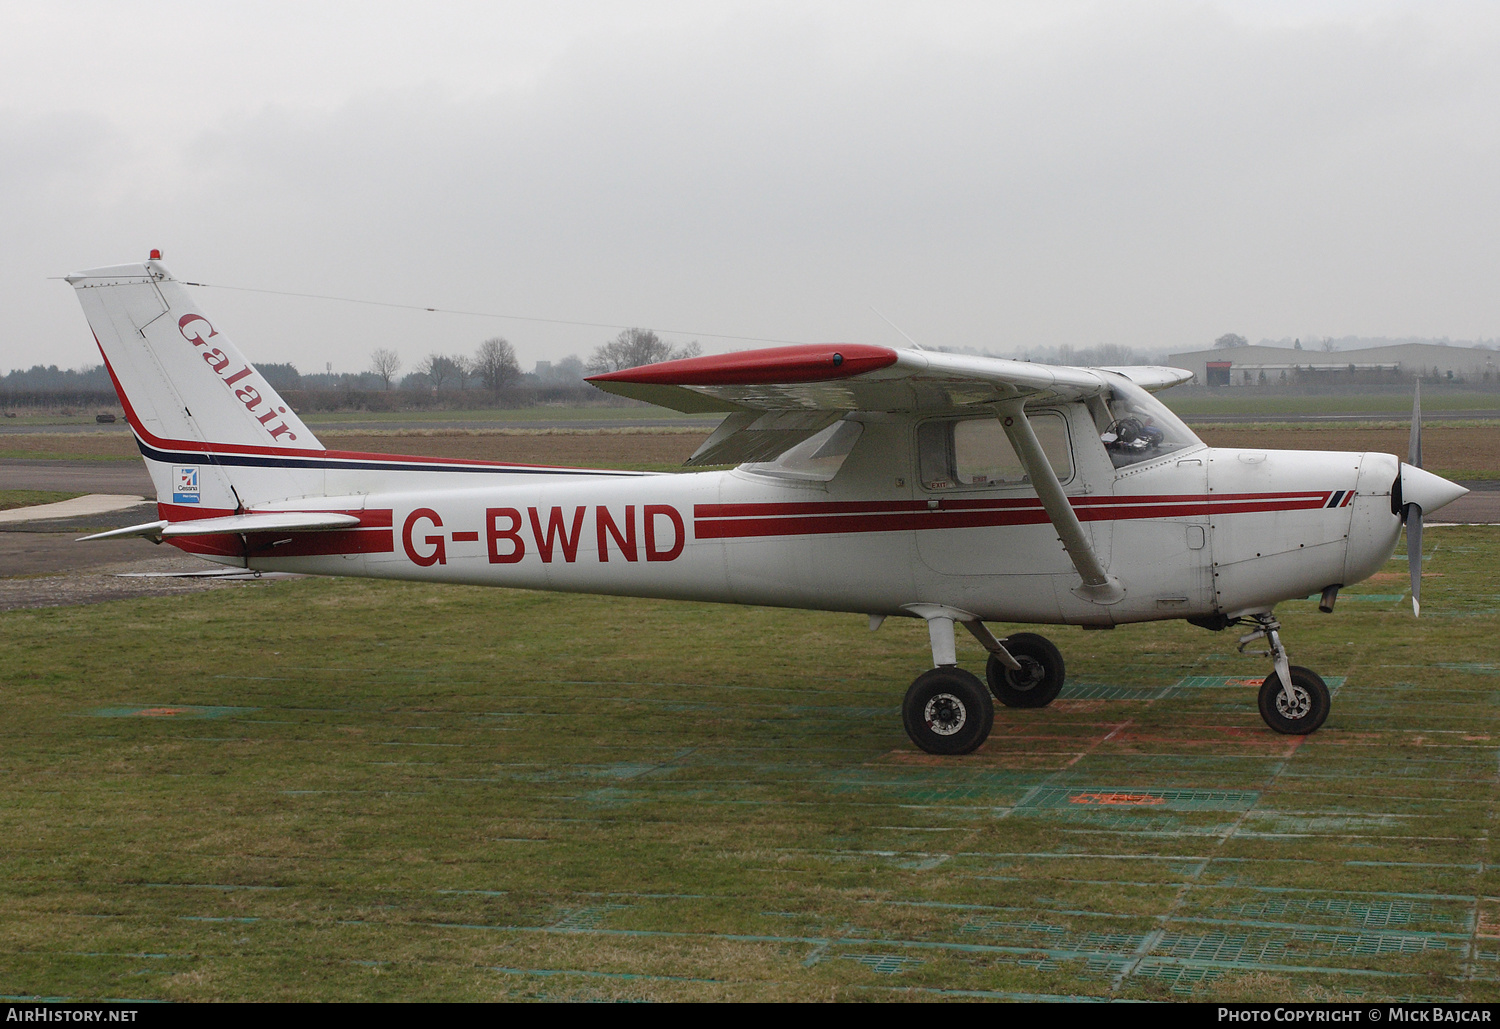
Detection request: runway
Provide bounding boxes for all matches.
[0,459,152,494]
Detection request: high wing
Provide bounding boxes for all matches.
[586,344,1192,466]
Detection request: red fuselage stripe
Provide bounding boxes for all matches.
[693,492,1338,540]
[170,530,395,559]
[692,491,1330,520]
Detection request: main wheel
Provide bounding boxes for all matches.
[986,632,1065,708]
[1258,666,1330,735]
[902,668,994,755]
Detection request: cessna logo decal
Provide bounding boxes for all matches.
[402,505,686,567]
[178,314,299,442]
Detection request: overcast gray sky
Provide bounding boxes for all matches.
[3,0,1497,376]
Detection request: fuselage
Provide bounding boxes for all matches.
[159,402,1405,626]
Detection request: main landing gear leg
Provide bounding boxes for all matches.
[1239,612,1330,735]
[894,608,1071,755]
[899,612,994,756]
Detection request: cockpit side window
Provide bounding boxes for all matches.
[919,412,1072,491]
[1097,377,1202,469]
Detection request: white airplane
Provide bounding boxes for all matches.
[67,256,1468,755]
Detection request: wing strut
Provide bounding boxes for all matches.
[996,400,1124,605]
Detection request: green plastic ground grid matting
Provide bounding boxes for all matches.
[1059,683,1178,700]
[84,704,258,719]
[1015,787,1261,812]
[1205,898,1473,931]
[1058,676,1351,699]
[838,953,926,974]
[1171,675,1347,692]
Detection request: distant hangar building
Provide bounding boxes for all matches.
[1168,343,1499,386]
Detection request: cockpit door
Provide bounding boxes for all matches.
[914,410,1087,577]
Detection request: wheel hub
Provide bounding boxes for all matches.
[1275,684,1312,720]
[1006,657,1045,692]
[923,693,968,736]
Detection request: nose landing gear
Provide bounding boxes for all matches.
[1240,612,1330,735]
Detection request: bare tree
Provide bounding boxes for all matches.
[587,328,701,373]
[452,354,474,391]
[369,348,401,390]
[1088,343,1136,365]
[421,353,460,391]
[1321,337,1338,352]
[1213,333,1249,349]
[474,337,521,393]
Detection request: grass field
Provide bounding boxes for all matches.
[2,526,1498,1001]
[0,491,84,513]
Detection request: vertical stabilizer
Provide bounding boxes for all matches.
[66,258,326,509]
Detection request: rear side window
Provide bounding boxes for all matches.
[918,412,1072,490]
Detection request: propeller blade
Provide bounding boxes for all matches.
[1406,503,1423,617]
[1408,381,1422,469]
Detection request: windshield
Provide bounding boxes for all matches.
[1094,377,1202,469]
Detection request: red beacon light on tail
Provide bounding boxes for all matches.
[149,249,162,260]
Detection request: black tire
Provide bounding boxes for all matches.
[986,632,1066,708]
[902,668,995,755]
[1258,666,1330,735]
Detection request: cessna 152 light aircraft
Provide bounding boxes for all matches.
[68,256,1468,755]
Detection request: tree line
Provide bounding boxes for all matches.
[2,327,701,411]
[365,327,700,392]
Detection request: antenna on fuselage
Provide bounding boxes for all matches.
[869,306,926,351]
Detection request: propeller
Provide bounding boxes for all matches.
[1404,383,1422,617]
[1394,397,1469,619]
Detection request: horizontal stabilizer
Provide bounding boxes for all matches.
[114,569,303,580]
[77,520,170,542]
[79,511,362,542]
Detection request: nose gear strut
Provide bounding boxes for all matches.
[1236,612,1331,735]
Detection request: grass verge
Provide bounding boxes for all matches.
[0,490,87,512]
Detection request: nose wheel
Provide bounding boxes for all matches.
[1258,666,1330,735]
[1240,612,1331,735]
